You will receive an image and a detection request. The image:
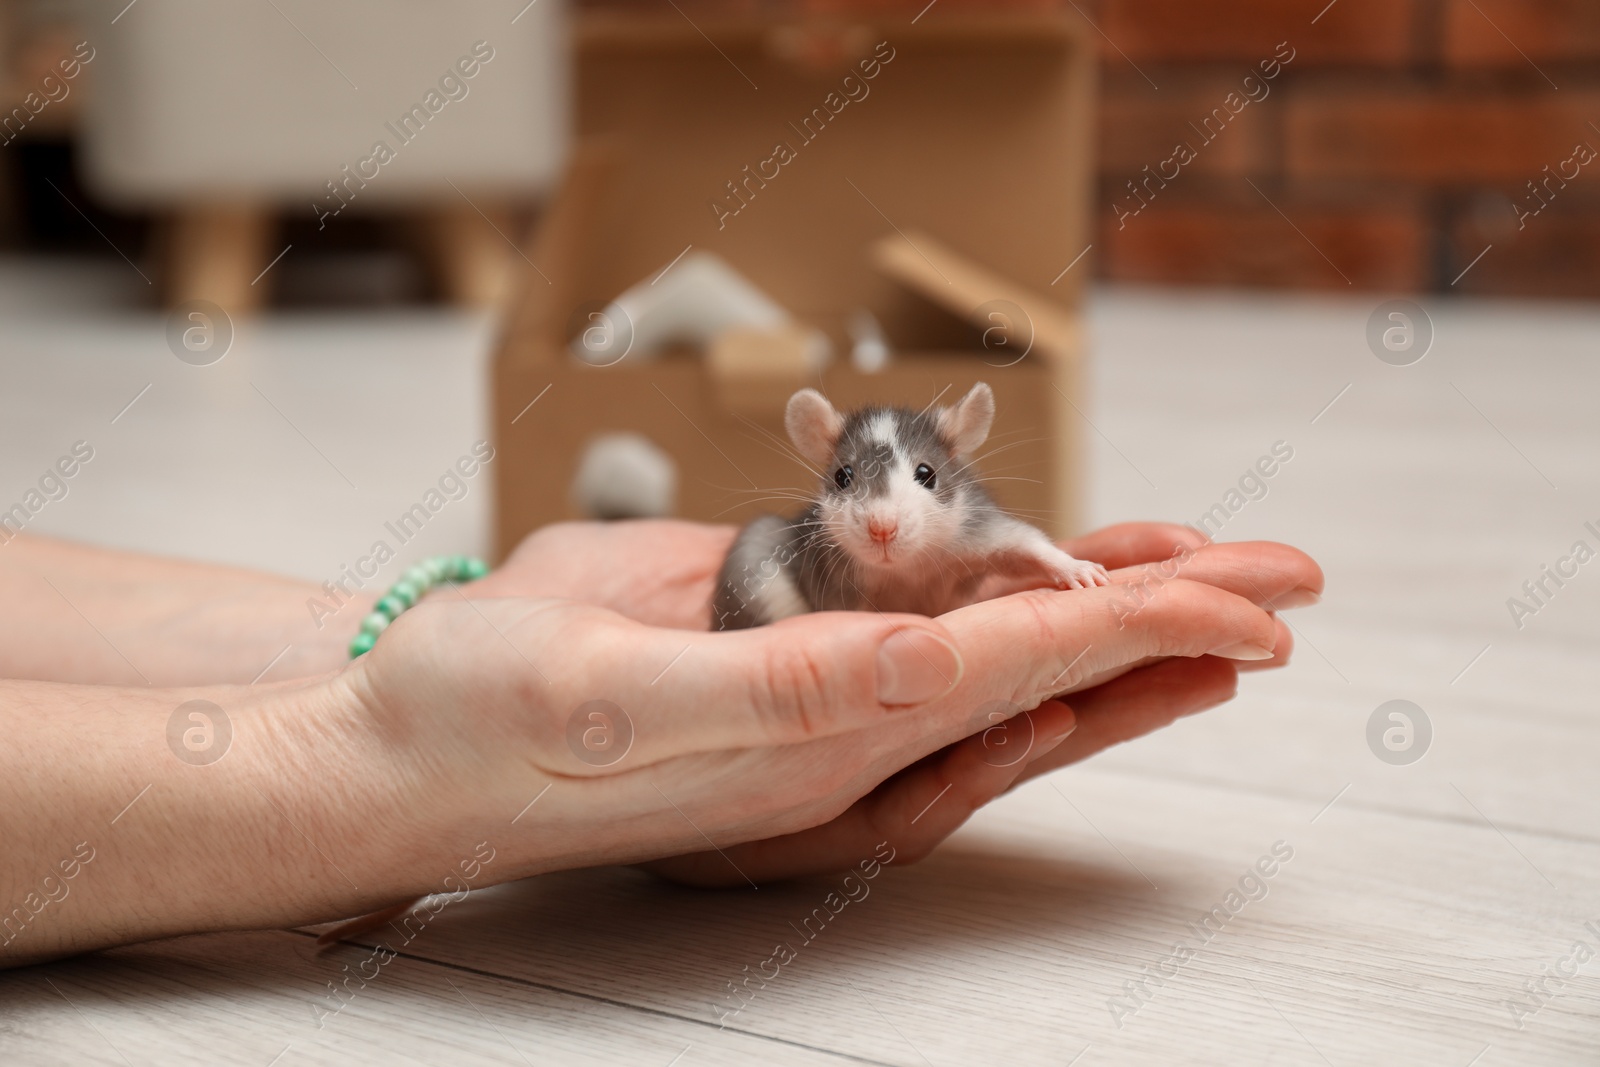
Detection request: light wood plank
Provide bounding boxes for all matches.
[0,929,868,1066]
[1081,290,1600,842]
[313,771,1600,1066]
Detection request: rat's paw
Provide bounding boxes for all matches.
[1051,557,1111,591]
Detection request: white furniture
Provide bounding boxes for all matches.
[75,0,568,310]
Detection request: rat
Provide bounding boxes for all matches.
[712,383,1109,630]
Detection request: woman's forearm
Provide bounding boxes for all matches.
[0,535,371,685]
[0,675,425,966]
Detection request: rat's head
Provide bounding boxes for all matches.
[785,383,995,569]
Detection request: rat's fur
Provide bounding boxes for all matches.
[712,384,1107,630]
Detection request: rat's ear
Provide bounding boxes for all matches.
[938,382,995,455]
[786,388,844,469]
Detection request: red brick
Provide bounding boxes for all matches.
[1286,88,1600,183]
[1448,197,1600,298]
[1098,193,1428,291]
[1100,73,1278,178]
[1096,0,1416,66]
[581,0,1062,13]
[1443,0,1600,67]
[3,25,82,136]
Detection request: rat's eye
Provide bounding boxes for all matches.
[914,463,937,490]
[834,465,854,490]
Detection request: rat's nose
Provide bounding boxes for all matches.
[867,516,898,544]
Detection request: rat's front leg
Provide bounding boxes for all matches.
[975,516,1111,591]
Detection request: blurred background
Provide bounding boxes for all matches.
[3,0,1597,303]
[3,0,1590,576]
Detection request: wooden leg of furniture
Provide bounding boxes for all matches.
[428,200,518,310]
[164,202,275,315]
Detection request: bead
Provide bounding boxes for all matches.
[347,554,488,660]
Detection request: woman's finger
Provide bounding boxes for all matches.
[1026,544,1312,694]
[1048,609,1295,697]
[1236,614,1294,672]
[531,605,967,772]
[643,701,1079,886]
[938,577,1277,716]
[1108,540,1323,611]
[1059,522,1211,570]
[1012,656,1240,786]
[647,655,1244,885]
[977,522,1206,600]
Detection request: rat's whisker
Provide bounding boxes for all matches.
[918,383,954,418]
[967,475,1045,487]
[948,437,1047,481]
[932,542,978,583]
[733,414,824,479]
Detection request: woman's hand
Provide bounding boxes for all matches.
[326,530,1294,904]
[473,518,1320,888]
[467,520,737,629]
[644,525,1321,885]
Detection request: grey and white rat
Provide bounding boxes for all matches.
[712,383,1109,630]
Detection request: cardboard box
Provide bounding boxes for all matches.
[492,11,1096,559]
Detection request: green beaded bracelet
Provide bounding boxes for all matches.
[348,555,490,658]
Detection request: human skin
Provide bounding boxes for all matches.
[0,523,1319,965]
[473,521,1316,884]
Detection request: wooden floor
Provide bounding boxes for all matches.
[1,263,1597,1065]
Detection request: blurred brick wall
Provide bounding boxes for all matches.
[1089,0,1600,296]
[592,0,1600,298]
[7,0,1589,298]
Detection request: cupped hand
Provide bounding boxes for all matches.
[329,524,1298,901]
[645,522,1321,885]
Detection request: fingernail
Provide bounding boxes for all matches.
[1038,724,1076,752]
[1209,641,1276,661]
[1272,588,1321,610]
[877,629,963,706]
